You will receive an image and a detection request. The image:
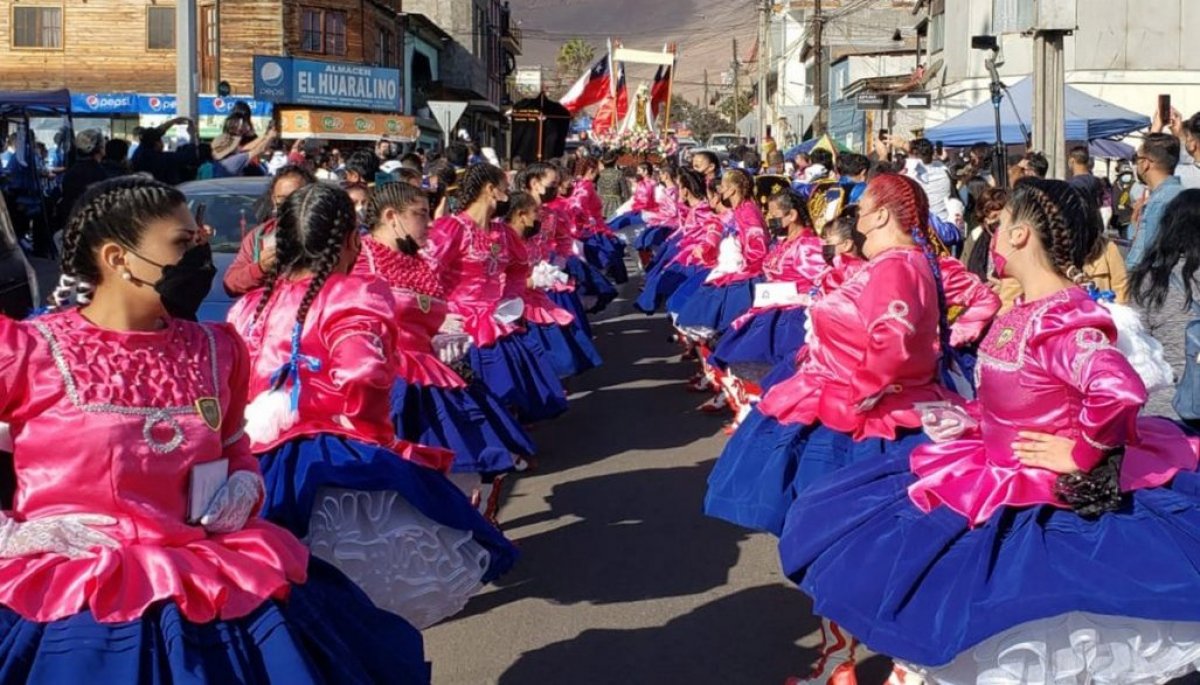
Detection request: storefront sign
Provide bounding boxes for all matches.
[279,109,417,142]
[254,56,402,112]
[71,92,138,115]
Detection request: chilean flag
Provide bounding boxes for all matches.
[650,64,672,119]
[592,63,627,135]
[561,55,611,115]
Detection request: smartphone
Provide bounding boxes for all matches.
[1159,94,1171,125]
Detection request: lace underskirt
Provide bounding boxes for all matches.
[916,612,1200,685]
[306,487,490,629]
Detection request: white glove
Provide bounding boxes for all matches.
[0,511,118,559]
[531,262,569,290]
[493,298,525,325]
[432,333,472,364]
[920,406,972,443]
[199,470,263,534]
[438,313,466,335]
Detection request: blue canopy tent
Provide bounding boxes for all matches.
[926,78,1149,146]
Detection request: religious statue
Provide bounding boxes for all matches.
[618,83,657,135]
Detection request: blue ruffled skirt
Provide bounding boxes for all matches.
[709,307,808,371]
[563,256,618,314]
[674,277,763,335]
[704,408,927,536]
[548,289,593,339]
[759,357,799,392]
[525,320,603,379]
[633,225,672,252]
[780,455,1200,669]
[468,333,569,423]
[0,557,430,684]
[389,379,535,475]
[665,269,712,317]
[637,261,700,315]
[582,233,628,284]
[259,434,517,583]
[607,211,644,231]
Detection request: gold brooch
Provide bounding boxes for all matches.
[995,328,1015,348]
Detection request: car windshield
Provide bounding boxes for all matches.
[186,193,261,254]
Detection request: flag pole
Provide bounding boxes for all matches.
[610,38,620,132]
[663,43,677,131]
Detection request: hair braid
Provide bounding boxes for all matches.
[1010,178,1095,282]
[294,228,345,331]
[456,163,506,208]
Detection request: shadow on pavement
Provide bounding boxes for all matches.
[497,585,818,685]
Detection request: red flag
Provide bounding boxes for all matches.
[650,64,672,119]
[592,64,627,135]
[561,55,611,115]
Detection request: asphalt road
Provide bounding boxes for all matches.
[423,281,896,685]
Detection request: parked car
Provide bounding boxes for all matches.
[178,177,270,322]
[706,133,747,153]
[0,193,37,319]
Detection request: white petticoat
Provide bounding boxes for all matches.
[306,487,491,630]
[915,612,1200,685]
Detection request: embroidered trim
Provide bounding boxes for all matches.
[328,330,386,359]
[870,300,916,333]
[1081,431,1116,451]
[1071,327,1117,387]
[34,321,222,454]
[222,428,245,448]
[977,290,1071,372]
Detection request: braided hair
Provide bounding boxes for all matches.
[678,168,706,204]
[515,162,555,194]
[722,168,753,204]
[767,190,813,233]
[456,163,506,210]
[369,181,428,256]
[1008,178,1098,283]
[55,174,186,309]
[252,183,357,329]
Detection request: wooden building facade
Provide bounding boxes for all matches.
[0,0,404,99]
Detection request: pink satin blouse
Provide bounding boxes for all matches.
[907,287,1199,525]
[673,204,724,268]
[758,247,953,439]
[707,200,769,286]
[0,310,308,623]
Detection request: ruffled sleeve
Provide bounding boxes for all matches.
[425,216,466,294]
[737,202,768,275]
[211,324,259,478]
[939,257,1001,347]
[848,255,935,407]
[1033,302,1146,471]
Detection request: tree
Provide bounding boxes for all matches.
[555,38,596,94]
[716,90,752,128]
[668,96,731,142]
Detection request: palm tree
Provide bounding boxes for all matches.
[556,38,596,86]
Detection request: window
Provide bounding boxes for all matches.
[300,8,346,56]
[147,6,175,50]
[376,27,396,67]
[992,0,1034,34]
[13,6,62,49]
[301,8,322,52]
[929,0,945,53]
[324,10,346,56]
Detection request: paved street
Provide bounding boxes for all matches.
[423,282,895,685]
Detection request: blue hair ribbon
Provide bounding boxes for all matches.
[266,322,323,411]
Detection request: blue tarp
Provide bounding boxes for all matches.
[0,89,71,117]
[926,77,1149,146]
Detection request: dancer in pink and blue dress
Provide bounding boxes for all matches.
[352,182,535,523]
[634,163,683,270]
[570,157,629,285]
[505,191,603,379]
[0,176,429,683]
[636,168,721,314]
[527,162,619,315]
[673,169,770,339]
[782,179,1200,685]
[704,174,957,540]
[611,161,661,237]
[425,164,569,423]
[228,183,517,631]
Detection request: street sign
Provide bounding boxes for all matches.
[855,91,933,111]
[856,92,889,110]
[893,92,932,110]
[428,100,469,148]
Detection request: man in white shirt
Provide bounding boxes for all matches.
[904,138,953,220]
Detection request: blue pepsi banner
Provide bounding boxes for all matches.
[137,94,178,116]
[198,97,272,117]
[253,55,402,112]
[71,92,138,115]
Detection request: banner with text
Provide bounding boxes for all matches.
[253,56,402,112]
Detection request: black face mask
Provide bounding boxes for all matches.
[523,220,542,239]
[131,242,217,321]
[720,192,735,209]
[395,234,421,256]
[494,199,510,218]
[767,217,787,237]
[540,187,559,203]
[821,244,839,266]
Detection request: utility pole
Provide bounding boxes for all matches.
[703,69,710,113]
[732,38,740,129]
[757,0,770,148]
[1033,29,1067,178]
[812,0,824,135]
[175,0,199,120]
